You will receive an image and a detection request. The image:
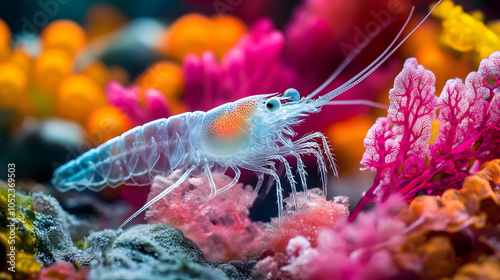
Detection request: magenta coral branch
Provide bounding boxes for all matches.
[354,51,500,222]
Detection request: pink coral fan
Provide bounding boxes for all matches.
[37,262,88,280]
[145,171,266,262]
[355,51,500,219]
[105,81,170,126]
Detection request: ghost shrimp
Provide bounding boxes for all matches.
[51,2,441,230]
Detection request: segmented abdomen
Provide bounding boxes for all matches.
[51,112,205,192]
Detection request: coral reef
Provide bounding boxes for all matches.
[1,1,500,279]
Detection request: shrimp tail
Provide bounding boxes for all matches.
[51,113,202,192]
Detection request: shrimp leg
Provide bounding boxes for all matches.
[203,165,217,199]
[216,166,241,194]
[243,163,284,226]
[296,145,329,195]
[291,151,308,197]
[117,165,197,231]
[264,163,283,197]
[296,132,337,176]
[272,155,298,209]
[250,172,265,202]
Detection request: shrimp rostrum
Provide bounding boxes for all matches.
[51,2,440,230]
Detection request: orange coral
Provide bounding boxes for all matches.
[84,3,128,41]
[418,236,457,279]
[8,48,31,76]
[444,258,500,280]
[41,20,87,57]
[0,62,30,113]
[0,18,11,61]
[135,61,185,115]
[397,160,500,234]
[86,105,132,144]
[81,61,110,88]
[326,115,375,172]
[394,159,500,279]
[55,75,105,124]
[159,14,246,62]
[34,49,73,93]
[461,160,500,205]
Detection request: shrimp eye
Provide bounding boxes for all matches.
[284,88,300,102]
[265,97,281,112]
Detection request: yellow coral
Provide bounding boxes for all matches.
[432,0,500,60]
[0,186,42,279]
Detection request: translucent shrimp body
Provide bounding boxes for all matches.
[51,1,442,230]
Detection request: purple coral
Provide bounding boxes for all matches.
[354,51,500,220]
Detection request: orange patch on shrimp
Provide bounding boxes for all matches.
[211,100,257,140]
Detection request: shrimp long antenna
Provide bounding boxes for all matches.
[318,1,442,103]
[325,100,389,110]
[304,5,414,103]
[304,16,390,102]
